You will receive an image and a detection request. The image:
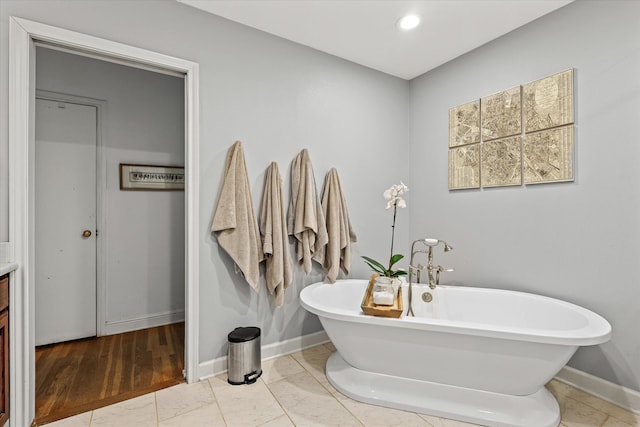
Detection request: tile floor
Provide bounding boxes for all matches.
[46,343,639,427]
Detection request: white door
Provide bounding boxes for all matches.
[35,98,98,346]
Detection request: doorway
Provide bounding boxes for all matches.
[32,45,188,422]
[32,45,188,424]
[9,17,200,427]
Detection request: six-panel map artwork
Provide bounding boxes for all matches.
[448,69,574,190]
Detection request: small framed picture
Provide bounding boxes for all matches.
[119,163,185,191]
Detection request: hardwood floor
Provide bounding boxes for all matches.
[35,322,184,425]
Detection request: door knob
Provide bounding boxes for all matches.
[82,230,92,238]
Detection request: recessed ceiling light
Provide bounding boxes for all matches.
[398,14,421,31]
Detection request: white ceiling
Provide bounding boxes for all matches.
[177,0,573,80]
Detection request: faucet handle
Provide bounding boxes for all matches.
[435,266,454,285]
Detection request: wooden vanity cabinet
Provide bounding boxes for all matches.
[0,274,8,427]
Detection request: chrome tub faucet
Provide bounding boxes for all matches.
[407,238,454,316]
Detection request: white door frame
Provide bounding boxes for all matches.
[35,90,107,338]
[9,17,200,427]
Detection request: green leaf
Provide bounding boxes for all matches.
[390,270,408,277]
[389,253,404,266]
[361,256,386,271]
[361,256,387,275]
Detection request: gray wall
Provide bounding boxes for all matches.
[0,0,410,362]
[409,0,640,391]
[36,48,186,332]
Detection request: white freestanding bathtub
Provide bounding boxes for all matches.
[299,279,611,427]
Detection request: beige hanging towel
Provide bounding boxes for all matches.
[316,168,357,283]
[211,141,264,291]
[259,162,293,306]
[286,149,328,273]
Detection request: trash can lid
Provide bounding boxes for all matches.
[228,326,261,343]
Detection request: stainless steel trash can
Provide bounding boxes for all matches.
[227,326,262,385]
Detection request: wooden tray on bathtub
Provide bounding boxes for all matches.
[361,275,403,318]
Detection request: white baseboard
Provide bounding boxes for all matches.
[102,310,185,336]
[0,242,12,263]
[198,330,329,381]
[555,366,640,414]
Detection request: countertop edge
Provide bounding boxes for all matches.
[0,263,18,277]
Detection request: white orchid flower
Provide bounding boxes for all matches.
[384,182,409,209]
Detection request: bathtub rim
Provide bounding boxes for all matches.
[300,279,612,346]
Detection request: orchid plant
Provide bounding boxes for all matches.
[362,182,409,278]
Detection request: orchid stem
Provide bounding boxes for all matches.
[388,204,397,277]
